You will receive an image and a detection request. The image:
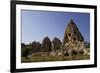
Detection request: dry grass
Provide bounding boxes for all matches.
[21,55,90,63]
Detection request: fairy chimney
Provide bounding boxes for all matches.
[63,19,84,46]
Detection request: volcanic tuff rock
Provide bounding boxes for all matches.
[63,19,84,46]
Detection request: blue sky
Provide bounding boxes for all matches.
[21,10,90,44]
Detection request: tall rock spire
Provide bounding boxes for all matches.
[63,19,84,46]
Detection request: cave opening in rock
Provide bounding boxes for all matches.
[68,33,71,37]
[73,38,76,41]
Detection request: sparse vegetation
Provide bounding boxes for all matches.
[21,19,90,63]
[21,55,90,63]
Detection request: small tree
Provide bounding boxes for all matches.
[26,43,33,54]
[21,43,26,48]
[21,43,29,57]
[21,47,30,58]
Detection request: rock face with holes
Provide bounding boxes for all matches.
[27,19,89,58]
[63,19,88,56]
[63,19,84,46]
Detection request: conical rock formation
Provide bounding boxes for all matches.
[63,19,84,46]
